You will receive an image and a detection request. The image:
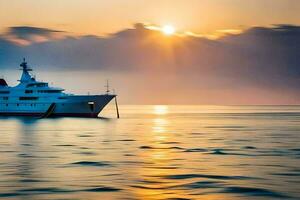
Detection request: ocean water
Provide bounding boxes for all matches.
[0,105,300,200]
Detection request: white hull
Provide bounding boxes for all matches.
[0,95,115,117]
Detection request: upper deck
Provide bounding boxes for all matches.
[0,59,66,100]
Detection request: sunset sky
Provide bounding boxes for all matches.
[1,0,299,37]
[0,0,300,104]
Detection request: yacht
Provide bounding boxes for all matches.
[0,59,117,118]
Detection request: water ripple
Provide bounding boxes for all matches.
[177,181,222,189]
[157,174,255,180]
[221,186,290,198]
[83,186,121,192]
[71,161,111,167]
[0,186,121,197]
[184,148,208,152]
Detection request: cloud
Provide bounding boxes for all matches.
[0,24,299,104]
[1,26,66,45]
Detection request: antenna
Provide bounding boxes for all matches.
[105,79,110,94]
[20,58,32,71]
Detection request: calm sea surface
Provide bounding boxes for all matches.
[0,105,300,200]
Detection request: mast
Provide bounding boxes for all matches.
[105,79,110,94]
[20,58,32,71]
[19,58,33,83]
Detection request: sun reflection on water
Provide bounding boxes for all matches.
[153,105,168,115]
[152,118,168,134]
[130,106,192,199]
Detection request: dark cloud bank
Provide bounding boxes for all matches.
[0,24,299,104]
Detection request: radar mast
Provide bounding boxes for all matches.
[19,58,33,83]
[20,58,32,72]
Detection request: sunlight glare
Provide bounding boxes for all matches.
[153,105,168,115]
[162,25,175,35]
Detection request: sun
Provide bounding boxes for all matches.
[162,25,175,35]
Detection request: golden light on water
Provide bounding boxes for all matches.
[152,118,168,134]
[2,105,299,199]
[153,105,169,115]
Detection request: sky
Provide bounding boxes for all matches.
[0,0,300,104]
[1,0,300,36]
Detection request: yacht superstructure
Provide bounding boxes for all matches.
[0,59,116,117]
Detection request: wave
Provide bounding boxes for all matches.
[71,161,111,167]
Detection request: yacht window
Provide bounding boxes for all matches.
[19,97,39,100]
[0,91,9,94]
[26,83,48,88]
[3,97,8,100]
[38,90,61,93]
[25,90,33,93]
